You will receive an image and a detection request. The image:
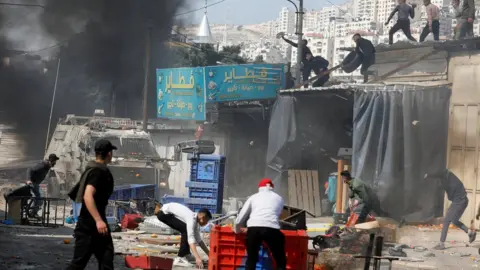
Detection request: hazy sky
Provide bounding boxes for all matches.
[179,0,342,25]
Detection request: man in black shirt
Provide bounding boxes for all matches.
[281,34,313,83]
[353,33,376,82]
[67,139,116,270]
[27,153,59,218]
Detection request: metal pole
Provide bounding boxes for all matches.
[142,25,152,131]
[45,58,61,153]
[295,0,304,85]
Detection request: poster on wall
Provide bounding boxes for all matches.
[156,67,206,121]
[204,64,285,103]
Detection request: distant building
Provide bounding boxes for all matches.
[303,9,320,32]
[277,7,296,34]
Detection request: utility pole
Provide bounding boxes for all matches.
[295,0,304,85]
[142,24,152,131]
[45,58,61,154]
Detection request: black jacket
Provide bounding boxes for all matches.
[282,37,312,63]
[28,161,51,184]
[355,38,376,57]
[429,169,467,202]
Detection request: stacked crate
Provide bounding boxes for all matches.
[185,155,226,214]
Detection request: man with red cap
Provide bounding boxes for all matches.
[234,178,286,270]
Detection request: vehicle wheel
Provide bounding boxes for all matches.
[341,51,363,73]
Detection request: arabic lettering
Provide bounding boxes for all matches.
[165,72,195,91]
[223,68,258,82]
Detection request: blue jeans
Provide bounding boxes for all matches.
[30,183,43,214]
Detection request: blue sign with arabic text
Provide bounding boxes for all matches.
[205,64,285,103]
[156,68,206,121]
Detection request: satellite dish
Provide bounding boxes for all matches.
[276,32,285,39]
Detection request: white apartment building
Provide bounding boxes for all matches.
[304,9,320,32]
[324,17,377,38]
[266,20,279,38]
[334,20,378,37]
[289,32,334,68]
[278,7,296,34]
[318,6,343,30]
[353,0,377,21]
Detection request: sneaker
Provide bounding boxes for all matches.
[433,243,446,250]
[173,257,193,267]
[469,231,477,243]
[185,254,196,262]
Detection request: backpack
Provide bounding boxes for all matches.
[67,167,95,203]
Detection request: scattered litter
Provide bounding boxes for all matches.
[151,234,158,238]
[460,253,471,257]
[399,257,424,262]
[414,246,427,252]
[388,247,407,257]
[412,120,419,125]
[422,252,435,258]
[63,239,70,244]
[394,244,410,250]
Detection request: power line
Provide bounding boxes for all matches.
[174,0,226,16]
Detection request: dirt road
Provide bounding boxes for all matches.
[0,224,128,270]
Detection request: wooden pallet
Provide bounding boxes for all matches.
[287,170,322,217]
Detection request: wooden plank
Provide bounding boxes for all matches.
[300,170,309,211]
[295,170,303,209]
[305,170,314,214]
[287,170,297,208]
[336,160,344,213]
[311,170,322,217]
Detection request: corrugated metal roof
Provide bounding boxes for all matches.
[279,83,441,94]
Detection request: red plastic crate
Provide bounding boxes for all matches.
[125,255,173,269]
[208,225,309,270]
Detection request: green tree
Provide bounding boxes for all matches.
[173,44,247,67]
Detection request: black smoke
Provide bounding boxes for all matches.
[0,0,185,160]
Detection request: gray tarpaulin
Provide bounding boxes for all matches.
[266,85,451,221]
[352,85,451,222]
[265,90,354,197]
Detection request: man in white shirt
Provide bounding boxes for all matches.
[156,203,212,268]
[234,178,286,270]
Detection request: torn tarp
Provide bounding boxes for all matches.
[352,85,451,222]
[266,84,451,222]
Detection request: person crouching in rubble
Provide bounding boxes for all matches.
[234,178,286,270]
[425,169,476,250]
[341,170,372,224]
[155,202,212,268]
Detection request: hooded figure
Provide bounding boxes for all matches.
[426,169,476,250]
[234,179,286,270]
